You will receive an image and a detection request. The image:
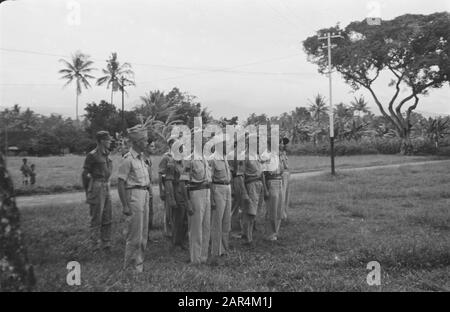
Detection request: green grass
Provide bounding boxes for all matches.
[20,162,450,291]
[7,154,446,196]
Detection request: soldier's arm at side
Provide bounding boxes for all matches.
[81,154,93,192]
[117,157,131,215]
[117,179,131,216]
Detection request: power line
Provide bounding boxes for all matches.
[0,47,304,73]
[0,48,316,85]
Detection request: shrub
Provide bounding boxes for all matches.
[412,137,437,155]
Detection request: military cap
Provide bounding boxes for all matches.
[127,124,148,142]
[96,131,112,141]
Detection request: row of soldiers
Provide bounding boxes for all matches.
[82,126,290,273]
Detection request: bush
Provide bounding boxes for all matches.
[412,137,437,155]
[436,146,450,157]
[289,139,396,156]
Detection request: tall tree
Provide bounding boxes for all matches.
[304,12,450,154]
[58,51,96,122]
[96,52,134,106]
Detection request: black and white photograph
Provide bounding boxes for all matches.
[0,0,449,295]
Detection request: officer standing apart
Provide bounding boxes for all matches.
[81,131,113,252]
[209,134,232,265]
[187,129,212,264]
[280,138,290,221]
[117,125,151,272]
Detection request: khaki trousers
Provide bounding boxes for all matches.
[173,181,188,246]
[231,176,246,232]
[281,171,290,220]
[124,188,149,271]
[211,184,231,257]
[188,188,211,264]
[266,179,284,239]
[242,180,263,243]
[88,181,112,248]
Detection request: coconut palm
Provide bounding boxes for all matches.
[350,95,369,118]
[96,52,134,106]
[308,94,329,144]
[58,51,96,122]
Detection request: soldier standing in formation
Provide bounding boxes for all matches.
[117,125,151,273]
[186,130,212,264]
[158,137,177,238]
[228,138,249,239]
[171,139,189,251]
[262,141,285,241]
[81,131,113,252]
[241,135,267,246]
[209,134,232,265]
[144,138,156,235]
[280,137,290,221]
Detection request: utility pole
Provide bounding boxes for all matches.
[4,121,7,160]
[318,32,343,176]
[121,76,125,132]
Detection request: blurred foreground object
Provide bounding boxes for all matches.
[0,153,35,291]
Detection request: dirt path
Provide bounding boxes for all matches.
[16,159,450,208]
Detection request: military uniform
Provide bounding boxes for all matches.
[209,152,232,257]
[242,156,264,244]
[118,144,151,272]
[187,155,212,264]
[144,154,154,232]
[228,149,248,234]
[158,151,177,237]
[82,144,113,250]
[172,158,189,248]
[262,152,285,241]
[280,149,290,221]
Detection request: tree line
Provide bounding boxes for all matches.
[1,89,449,157]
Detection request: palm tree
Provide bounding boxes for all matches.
[308,94,328,144]
[58,51,96,122]
[350,95,369,118]
[96,52,134,106]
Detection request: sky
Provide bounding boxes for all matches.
[0,0,449,121]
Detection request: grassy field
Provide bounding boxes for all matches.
[20,161,450,291]
[7,154,447,195]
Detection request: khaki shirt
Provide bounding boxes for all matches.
[83,148,113,181]
[245,156,263,179]
[209,153,231,183]
[261,151,283,174]
[118,147,150,188]
[144,154,153,184]
[158,152,176,181]
[189,156,212,183]
[227,150,246,177]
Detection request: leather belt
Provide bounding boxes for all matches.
[93,178,110,183]
[127,185,150,190]
[188,182,210,191]
[212,181,230,185]
[245,177,262,184]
